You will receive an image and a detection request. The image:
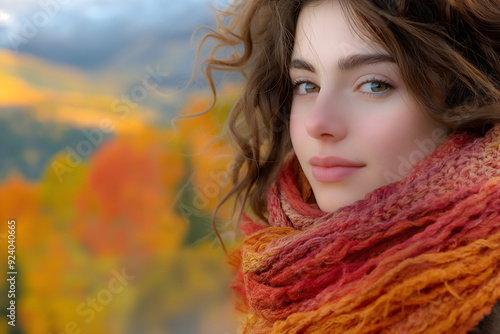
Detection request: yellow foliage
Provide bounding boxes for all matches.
[40,152,89,224]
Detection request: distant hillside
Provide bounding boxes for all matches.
[0,28,241,181]
[0,108,104,180]
[0,49,170,181]
[0,49,169,127]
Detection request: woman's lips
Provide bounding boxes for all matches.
[311,166,363,182]
[309,156,365,182]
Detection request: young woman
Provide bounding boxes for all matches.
[198,0,499,332]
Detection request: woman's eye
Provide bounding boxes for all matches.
[294,82,320,95]
[358,80,392,96]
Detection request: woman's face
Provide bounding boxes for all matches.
[289,1,448,212]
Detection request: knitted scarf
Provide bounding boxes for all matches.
[230,125,500,334]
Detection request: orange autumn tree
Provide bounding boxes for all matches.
[73,126,187,261]
[0,173,44,248]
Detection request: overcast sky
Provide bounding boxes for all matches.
[0,0,229,69]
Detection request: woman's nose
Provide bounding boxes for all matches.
[305,91,348,141]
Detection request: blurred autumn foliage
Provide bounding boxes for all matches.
[0,48,241,333]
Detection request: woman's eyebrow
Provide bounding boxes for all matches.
[290,53,395,73]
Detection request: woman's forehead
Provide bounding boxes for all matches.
[293,1,386,61]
